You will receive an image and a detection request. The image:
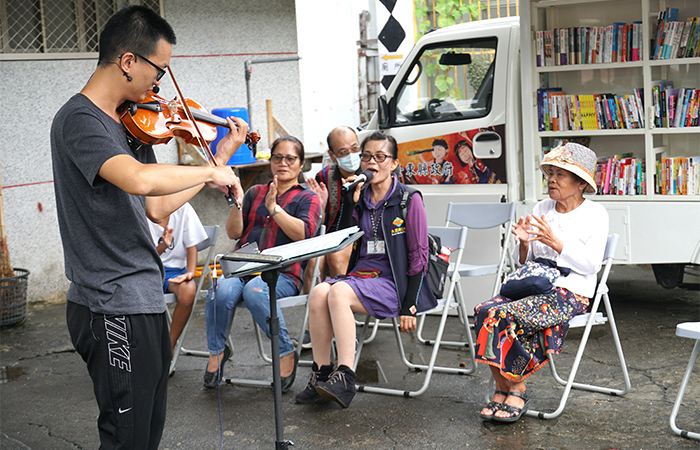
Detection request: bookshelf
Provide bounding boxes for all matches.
[529,0,700,200]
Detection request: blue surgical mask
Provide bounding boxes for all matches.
[336,151,361,172]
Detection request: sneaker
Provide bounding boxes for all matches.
[295,363,332,404]
[301,330,312,350]
[315,365,357,408]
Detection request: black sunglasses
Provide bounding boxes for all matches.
[133,53,167,81]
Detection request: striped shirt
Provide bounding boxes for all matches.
[236,183,322,289]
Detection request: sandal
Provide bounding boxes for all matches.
[493,391,529,423]
[479,390,509,420]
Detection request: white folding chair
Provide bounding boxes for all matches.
[525,234,632,419]
[415,202,516,348]
[223,226,326,388]
[354,226,475,397]
[669,321,700,441]
[166,225,220,374]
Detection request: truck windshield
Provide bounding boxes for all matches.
[394,37,497,125]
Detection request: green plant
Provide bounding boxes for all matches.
[414,0,485,100]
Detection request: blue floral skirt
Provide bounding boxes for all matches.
[473,287,589,382]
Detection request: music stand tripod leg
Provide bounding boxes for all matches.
[261,269,293,449]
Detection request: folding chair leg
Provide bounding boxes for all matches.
[526,292,631,420]
[357,299,476,398]
[669,339,700,440]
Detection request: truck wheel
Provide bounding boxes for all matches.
[651,264,684,289]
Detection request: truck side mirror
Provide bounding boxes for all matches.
[472,131,502,159]
[378,95,396,129]
[438,52,472,66]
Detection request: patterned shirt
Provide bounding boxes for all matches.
[237,183,322,289]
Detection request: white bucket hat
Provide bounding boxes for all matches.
[541,142,597,194]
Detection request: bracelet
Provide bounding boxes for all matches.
[270,205,282,218]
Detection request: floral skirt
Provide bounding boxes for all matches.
[473,287,589,382]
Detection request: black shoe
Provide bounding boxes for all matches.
[315,365,357,408]
[301,330,312,350]
[280,351,299,393]
[203,345,231,389]
[295,363,332,404]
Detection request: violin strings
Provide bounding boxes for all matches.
[168,67,217,166]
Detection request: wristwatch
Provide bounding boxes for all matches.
[270,205,282,218]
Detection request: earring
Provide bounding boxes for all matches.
[123,72,132,82]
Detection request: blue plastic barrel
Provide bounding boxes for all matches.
[210,107,256,165]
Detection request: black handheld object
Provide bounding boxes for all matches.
[342,169,374,191]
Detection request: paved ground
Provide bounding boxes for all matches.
[1,265,699,449]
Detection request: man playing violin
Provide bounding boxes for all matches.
[50,5,247,449]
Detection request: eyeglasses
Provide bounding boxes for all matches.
[333,144,360,158]
[360,152,392,163]
[133,53,167,81]
[270,154,299,165]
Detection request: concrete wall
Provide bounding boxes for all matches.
[295,0,371,155]
[0,0,303,301]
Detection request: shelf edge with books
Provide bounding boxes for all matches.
[539,129,646,137]
[535,61,644,73]
[648,56,700,66]
[650,127,700,134]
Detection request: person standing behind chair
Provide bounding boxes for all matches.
[304,126,362,290]
[474,142,608,423]
[295,131,436,408]
[148,202,208,352]
[204,136,322,391]
[50,6,247,448]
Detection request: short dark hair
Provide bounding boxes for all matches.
[432,139,448,149]
[98,6,176,66]
[360,131,398,159]
[271,136,305,163]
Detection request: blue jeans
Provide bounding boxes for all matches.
[205,273,298,357]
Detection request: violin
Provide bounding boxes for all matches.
[118,66,260,209]
[119,92,260,150]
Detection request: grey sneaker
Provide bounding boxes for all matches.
[315,365,357,408]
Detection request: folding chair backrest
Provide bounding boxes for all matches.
[167,224,219,374]
[445,202,516,229]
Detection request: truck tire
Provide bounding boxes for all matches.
[651,264,684,289]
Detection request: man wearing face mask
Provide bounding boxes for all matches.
[304,126,361,292]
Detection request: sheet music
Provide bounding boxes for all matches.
[223,226,360,275]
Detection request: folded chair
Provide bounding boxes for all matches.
[669,321,700,440]
[415,202,516,348]
[223,225,326,388]
[355,225,475,397]
[525,234,631,419]
[166,225,220,374]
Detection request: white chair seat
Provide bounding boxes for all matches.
[676,322,700,340]
[569,312,607,328]
[457,262,499,277]
[670,321,700,440]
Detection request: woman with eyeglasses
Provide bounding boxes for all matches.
[295,131,436,408]
[203,136,321,392]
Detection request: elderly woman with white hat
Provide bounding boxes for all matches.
[474,142,609,423]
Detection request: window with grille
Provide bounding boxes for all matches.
[0,0,161,58]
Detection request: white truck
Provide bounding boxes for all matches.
[357,3,700,296]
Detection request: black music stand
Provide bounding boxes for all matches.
[219,228,363,449]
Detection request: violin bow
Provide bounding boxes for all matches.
[167,67,242,210]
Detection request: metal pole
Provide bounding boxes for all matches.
[244,56,301,132]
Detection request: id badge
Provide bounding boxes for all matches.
[367,240,386,255]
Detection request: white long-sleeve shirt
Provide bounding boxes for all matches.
[513,198,609,298]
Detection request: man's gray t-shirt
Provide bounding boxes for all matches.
[51,93,165,315]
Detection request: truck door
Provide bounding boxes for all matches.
[363,19,519,310]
